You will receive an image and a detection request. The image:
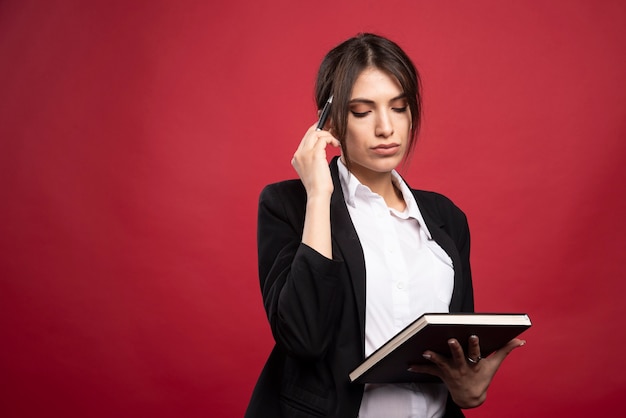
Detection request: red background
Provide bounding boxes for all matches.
[1,1,625,417]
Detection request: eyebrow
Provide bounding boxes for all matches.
[348,93,407,105]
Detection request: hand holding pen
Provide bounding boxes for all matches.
[292,95,340,197]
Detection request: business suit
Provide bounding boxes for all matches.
[246,157,474,418]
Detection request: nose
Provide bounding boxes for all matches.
[375,109,394,138]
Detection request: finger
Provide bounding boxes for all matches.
[467,334,481,362]
[407,362,442,378]
[419,349,452,376]
[312,133,340,150]
[300,129,339,151]
[292,132,340,171]
[295,123,322,153]
[447,338,467,368]
[305,121,332,139]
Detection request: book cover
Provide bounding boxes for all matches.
[349,313,532,384]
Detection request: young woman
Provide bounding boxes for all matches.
[246,33,525,418]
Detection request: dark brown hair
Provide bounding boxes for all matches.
[315,33,422,169]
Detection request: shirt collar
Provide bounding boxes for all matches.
[337,158,360,208]
[336,158,433,240]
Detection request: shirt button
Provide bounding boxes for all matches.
[397,282,404,289]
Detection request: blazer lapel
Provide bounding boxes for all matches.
[411,191,465,312]
[329,158,367,350]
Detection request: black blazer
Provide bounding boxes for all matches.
[246,157,474,418]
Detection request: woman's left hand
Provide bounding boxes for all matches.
[408,335,526,409]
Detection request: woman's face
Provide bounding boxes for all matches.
[342,67,411,180]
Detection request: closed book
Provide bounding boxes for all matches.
[349,313,532,384]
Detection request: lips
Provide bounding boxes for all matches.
[371,143,400,155]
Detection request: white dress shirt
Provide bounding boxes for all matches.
[337,160,454,418]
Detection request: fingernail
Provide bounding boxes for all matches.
[448,339,457,345]
[423,353,432,360]
[519,340,527,347]
[470,334,478,340]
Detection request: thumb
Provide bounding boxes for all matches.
[489,338,526,363]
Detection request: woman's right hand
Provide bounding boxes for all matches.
[291,123,341,197]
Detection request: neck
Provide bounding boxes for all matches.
[350,167,406,211]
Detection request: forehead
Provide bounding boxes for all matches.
[350,67,403,99]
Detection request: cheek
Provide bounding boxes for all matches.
[396,117,412,139]
[345,124,366,146]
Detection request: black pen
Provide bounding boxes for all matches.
[316,95,333,131]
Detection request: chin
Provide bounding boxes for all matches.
[367,158,403,173]
[377,155,404,168]
[348,154,405,175]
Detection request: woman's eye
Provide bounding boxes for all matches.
[350,111,370,118]
[392,106,408,113]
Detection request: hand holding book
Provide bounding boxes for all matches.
[409,334,527,409]
[349,313,531,384]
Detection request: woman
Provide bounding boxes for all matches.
[246,33,525,418]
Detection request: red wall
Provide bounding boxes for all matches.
[1,1,625,417]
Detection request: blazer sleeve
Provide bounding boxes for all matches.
[257,181,346,360]
[434,192,474,312]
